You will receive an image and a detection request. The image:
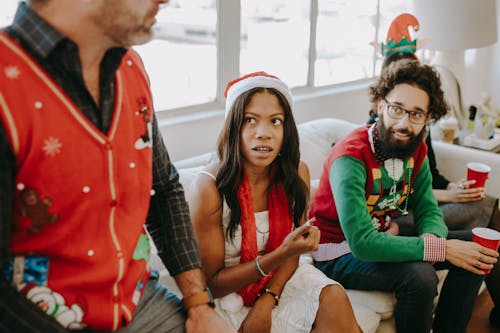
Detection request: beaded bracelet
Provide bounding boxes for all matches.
[257,288,280,307]
[255,256,270,277]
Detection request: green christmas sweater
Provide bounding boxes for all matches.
[310,126,448,262]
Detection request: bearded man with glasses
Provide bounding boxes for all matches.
[309,59,499,333]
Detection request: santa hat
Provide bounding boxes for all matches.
[224,71,293,118]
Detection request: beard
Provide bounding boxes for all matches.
[93,2,156,47]
[375,114,427,160]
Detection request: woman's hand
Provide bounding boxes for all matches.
[280,219,320,257]
[433,179,485,203]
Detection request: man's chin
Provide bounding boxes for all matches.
[128,30,154,46]
[388,138,423,159]
[392,138,411,148]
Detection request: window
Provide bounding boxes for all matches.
[1,0,415,113]
[0,0,218,113]
[135,0,218,111]
[315,0,377,86]
[240,0,311,88]
[1,0,18,28]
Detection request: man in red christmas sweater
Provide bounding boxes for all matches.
[310,59,499,333]
[0,0,234,332]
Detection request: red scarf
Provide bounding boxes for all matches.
[236,170,293,306]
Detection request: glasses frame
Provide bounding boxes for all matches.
[383,98,428,125]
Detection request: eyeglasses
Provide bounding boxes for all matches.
[384,98,428,125]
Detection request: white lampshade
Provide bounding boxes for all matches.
[413,0,497,51]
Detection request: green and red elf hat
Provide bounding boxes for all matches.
[373,13,430,57]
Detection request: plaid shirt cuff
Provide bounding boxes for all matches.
[422,234,446,262]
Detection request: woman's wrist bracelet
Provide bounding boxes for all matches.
[255,256,270,277]
[257,288,280,306]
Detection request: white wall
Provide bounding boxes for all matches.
[463,0,500,108]
[488,0,500,108]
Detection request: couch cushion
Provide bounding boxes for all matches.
[175,151,217,170]
[176,152,217,191]
[298,118,360,180]
[351,303,382,333]
[346,290,396,320]
[178,165,206,190]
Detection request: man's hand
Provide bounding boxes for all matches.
[176,269,236,332]
[384,221,399,236]
[445,239,498,274]
[186,305,236,333]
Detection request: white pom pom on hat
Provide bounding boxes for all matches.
[224,71,293,119]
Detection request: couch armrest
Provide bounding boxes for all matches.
[433,141,500,201]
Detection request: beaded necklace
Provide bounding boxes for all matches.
[389,159,412,215]
[372,125,413,215]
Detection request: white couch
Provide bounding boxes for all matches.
[152,117,499,333]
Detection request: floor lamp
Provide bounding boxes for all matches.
[413,0,497,126]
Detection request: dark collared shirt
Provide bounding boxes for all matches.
[0,3,200,332]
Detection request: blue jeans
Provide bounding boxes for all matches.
[315,253,484,333]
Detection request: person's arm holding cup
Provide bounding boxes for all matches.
[445,237,498,275]
[446,227,499,276]
[433,162,490,203]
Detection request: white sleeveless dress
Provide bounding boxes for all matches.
[199,171,339,332]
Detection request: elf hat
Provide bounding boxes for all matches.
[381,13,420,57]
[224,71,293,118]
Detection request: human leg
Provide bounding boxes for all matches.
[311,284,361,333]
[438,197,500,328]
[268,261,359,332]
[432,226,487,333]
[488,263,500,327]
[120,272,186,333]
[316,254,438,333]
[442,198,500,327]
[487,202,500,327]
[396,197,497,236]
[439,196,497,231]
[432,262,484,333]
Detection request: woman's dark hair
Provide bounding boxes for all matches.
[369,59,449,121]
[216,87,307,239]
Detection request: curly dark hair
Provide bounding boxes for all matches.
[381,52,418,70]
[369,59,449,121]
[216,88,308,239]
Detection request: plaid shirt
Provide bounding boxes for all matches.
[0,3,200,332]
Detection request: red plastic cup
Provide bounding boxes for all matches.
[472,227,500,274]
[466,162,491,188]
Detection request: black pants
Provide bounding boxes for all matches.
[396,196,500,311]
